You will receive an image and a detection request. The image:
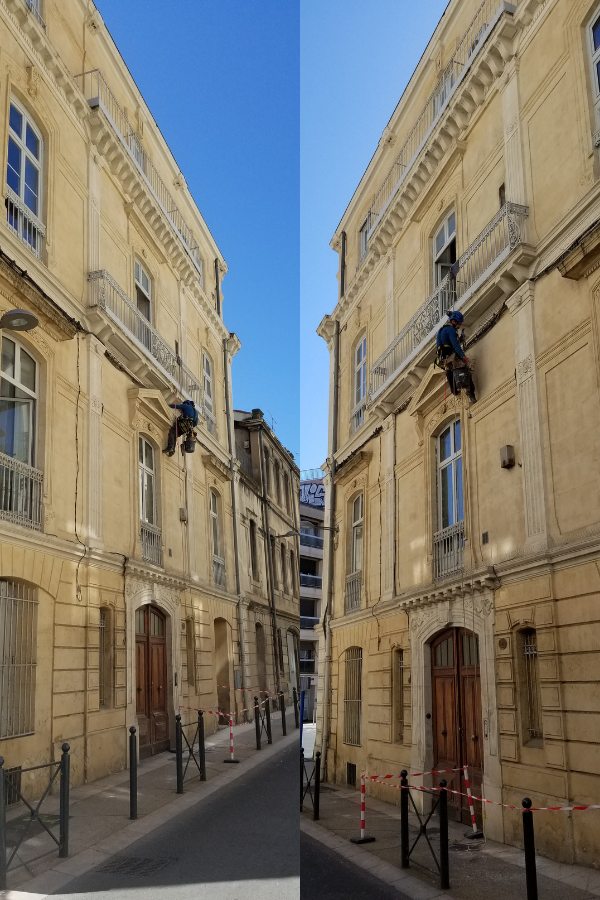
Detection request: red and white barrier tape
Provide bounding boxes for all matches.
[383,782,600,812]
[368,765,466,782]
[217,684,283,697]
[179,694,274,722]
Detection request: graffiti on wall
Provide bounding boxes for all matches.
[300,480,325,508]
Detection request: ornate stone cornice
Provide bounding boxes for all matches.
[0,251,79,340]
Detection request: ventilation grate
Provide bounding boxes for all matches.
[96,856,177,876]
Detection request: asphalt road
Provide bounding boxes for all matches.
[52,742,299,900]
[300,831,408,900]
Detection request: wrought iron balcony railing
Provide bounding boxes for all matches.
[300,616,320,630]
[369,203,528,399]
[300,573,322,589]
[0,452,43,531]
[141,521,162,566]
[74,70,204,283]
[365,0,512,241]
[433,521,465,580]
[5,186,45,260]
[351,399,366,434]
[300,533,324,550]
[345,572,362,613]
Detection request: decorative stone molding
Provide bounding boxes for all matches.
[0,255,79,340]
[127,388,174,432]
[333,451,372,485]
[202,453,232,481]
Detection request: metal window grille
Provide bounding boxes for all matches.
[396,650,404,740]
[0,580,37,738]
[345,572,362,613]
[433,521,465,579]
[523,631,543,740]
[0,451,44,530]
[4,766,22,806]
[213,557,226,588]
[343,647,362,746]
[98,610,107,708]
[141,521,163,566]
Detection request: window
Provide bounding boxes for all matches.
[359,218,369,261]
[203,351,213,413]
[281,543,288,594]
[270,535,278,588]
[0,579,37,738]
[300,643,315,674]
[283,472,291,512]
[589,10,600,128]
[343,646,362,746]
[98,608,112,708]
[437,420,463,530]
[433,212,457,287]
[0,336,37,465]
[290,550,297,596]
[393,649,404,743]
[210,490,226,587]
[249,519,259,580]
[6,99,44,258]
[274,459,281,506]
[134,260,151,321]
[520,629,543,742]
[433,66,456,118]
[352,336,367,431]
[186,618,195,687]
[264,448,272,495]
[351,494,364,574]
[139,437,156,525]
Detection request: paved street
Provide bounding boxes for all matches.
[50,743,298,900]
[301,832,407,900]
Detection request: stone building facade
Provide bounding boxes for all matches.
[0,0,294,792]
[316,0,600,868]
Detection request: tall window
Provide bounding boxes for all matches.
[521,629,543,742]
[249,519,259,580]
[274,459,281,506]
[393,649,404,743]
[437,420,463,531]
[98,608,112,708]
[139,437,156,525]
[0,336,37,465]
[210,490,226,587]
[203,351,213,414]
[290,550,297,596]
[353,336,367,431]
[283,472,291,512]
[433,212,456,287]
[264,448,272,495]
[343,646,362,746]
[351,494,364,574]
[186,618,196,687]
[270,535,278,588]
[0,579,37,738]
[589,11,600,129]
[6,99,44,257]
[134,260,151,321]
[359,219,369,261]
[281,543,288,594]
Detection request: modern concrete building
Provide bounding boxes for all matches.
[316,0,600,868]
[299,470,325,721]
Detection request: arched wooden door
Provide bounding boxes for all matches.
[431,628,483,825]
[136,605,169,758]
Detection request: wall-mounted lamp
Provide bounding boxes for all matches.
[0,309,39,331]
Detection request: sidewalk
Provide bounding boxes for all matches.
[301,783,600,900]
[2,709,298,897]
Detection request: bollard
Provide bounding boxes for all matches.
[400,769,409,868]
[522,798,538,900]
[350,774,376,844]
[129,727,138,820]
[198,710,206,782]
[293,687,299,729]
[176,715,184,793]
[254,697,261,751]
[439,779,450,890]
[223,715,239,763]
[314,751,321,821]
[59,743,70,858]
[0,756,6,890]
[300,747,305,811]
[265,696,273,744]
[280,692,287,736]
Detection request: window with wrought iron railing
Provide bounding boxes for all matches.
[6,99,45,259]
[343,647,362,746]
[520,629,543,743]
[394,648,404,743]
[434,420,464,579]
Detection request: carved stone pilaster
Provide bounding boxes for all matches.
[500,60,527,206]
[386,248,396,345]
[382,414,396,601]
[87,335,104,546]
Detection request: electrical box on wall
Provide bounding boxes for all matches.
[500,445,515,469]
[234,669,242,690]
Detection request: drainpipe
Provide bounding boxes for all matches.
[258,426,281,694]
[222,336,249,719]
[214,259,221,317]
[340,232,346,298]
[321,319,340,772]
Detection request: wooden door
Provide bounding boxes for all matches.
[431,628,483,826]
[135,605,169,758]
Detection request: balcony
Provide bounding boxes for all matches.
[300,616,320,630]
[345,572,362,613]
[433,521,465,580]
[351,399,366,434]
[300,656,316,675]
[300,533,324,550]
[5,186,45,260]
[235,442,255,479]
[300,573,322,590]
[369,203,530,408]
[0,452,43,531]
[141,521,162,566]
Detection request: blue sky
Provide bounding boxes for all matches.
[96,0,300,459]
[300,0,450,470]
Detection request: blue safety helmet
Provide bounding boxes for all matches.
[447,311,464,324]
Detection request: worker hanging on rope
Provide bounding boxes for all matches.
[435,310,477,403]
[164,398,198,456]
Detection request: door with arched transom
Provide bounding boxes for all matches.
[136,605,169,758]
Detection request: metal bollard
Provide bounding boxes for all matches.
[0,756,6,890]
[59,743,70,858]
[522,798,538,900]
[175,715,184,794]
[254,697,261,751]
[265,696,273,745]
[280,693,287,736]
[198,710,206,782]
[129,727,138,820]
[400,769,409,868]
[300,747,305,811]
[293,687,299,729]
[439,779,450,890]
[314,751,321,821]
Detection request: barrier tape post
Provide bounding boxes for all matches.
[198,710,206,782]
[59,743,70,859]
[439,779,450,890]
[223,714,239,763]
[300,747,305,811]
[464,765,484,839]
[265,694,273,745]
[350,774,376,844]
[0,756,6,890]
[293,687,299,729]
[254,696,261,751]
[129,726,138,819]
[400,769,409,868]
[314,751,321,821]
[176,715,184,793]
[522,799,538,900]
[280,693,287,736]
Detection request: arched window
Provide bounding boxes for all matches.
[249,519,259,581]
[343,646,362,746]
[6,99,44,257]
[0,334,37,465]
[352,336,367,432]
[434,418,464,579]
[0,579,37,738]
[99,607,113,708]
[210,490,226,587]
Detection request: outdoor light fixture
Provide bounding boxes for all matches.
[0,309,39,331]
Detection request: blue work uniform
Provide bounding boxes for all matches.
[169,401,199,427]
[436,324,467,361]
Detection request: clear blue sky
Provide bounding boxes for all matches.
[96,0,300,459]
[300,0,450,471]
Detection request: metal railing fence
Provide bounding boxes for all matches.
[300,573,322,589]
[345,572,362,613]
[5,186,45,260]
[141,521,162,567]
[433,521,465,580]
[300,533,324,550]
[0,452,43,531]
[351,399,366,434]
